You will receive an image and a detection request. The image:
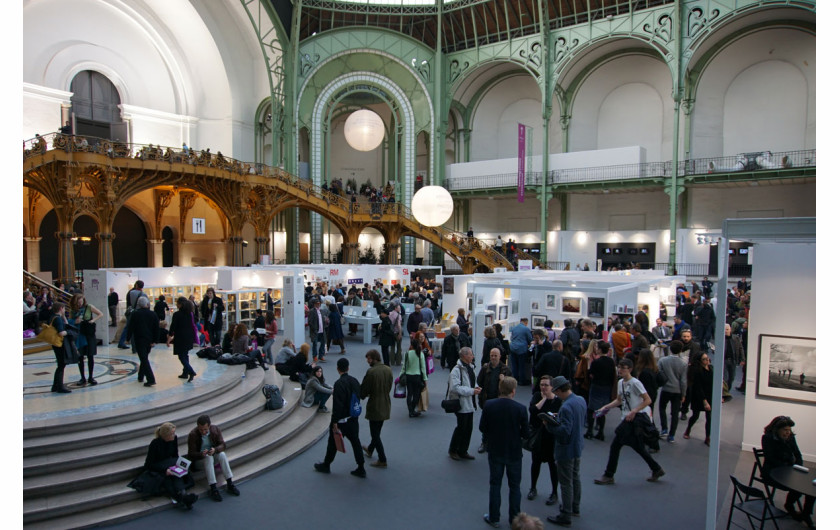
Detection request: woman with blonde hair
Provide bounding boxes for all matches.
[69,292,103,386]
[129,422,198,510]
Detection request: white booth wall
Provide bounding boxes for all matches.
[741,242,816,461]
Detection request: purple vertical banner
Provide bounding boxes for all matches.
[517,123,526,203]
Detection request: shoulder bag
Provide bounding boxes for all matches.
[440,368,462,413]
[79,304,96,336]
[37,320,63,347]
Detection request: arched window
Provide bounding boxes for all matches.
[70,70,126,140]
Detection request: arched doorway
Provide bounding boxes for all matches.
[72,215,100,272]
[113,207,148,267]
[162,226,174,267]
[69,70,127,141]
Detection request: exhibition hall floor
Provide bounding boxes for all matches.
[23,337,813,529]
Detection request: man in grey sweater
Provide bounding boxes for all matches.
[657,341,687,443]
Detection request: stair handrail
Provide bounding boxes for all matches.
[24,270,73,306]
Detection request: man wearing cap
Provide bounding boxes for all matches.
[478,376,529,528]
[543,376,586,526]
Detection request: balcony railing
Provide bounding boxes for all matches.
[443,149,816,191]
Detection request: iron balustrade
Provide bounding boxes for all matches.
[443,149,816,191]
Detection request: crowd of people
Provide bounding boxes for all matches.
[34,272,816,527]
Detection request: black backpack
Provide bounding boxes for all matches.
[262,384,285,410]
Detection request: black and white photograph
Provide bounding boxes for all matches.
[484,313,494,327]
[588,297,605,318]
[757,334,816,404]
[475,293,484,306]
[487,304,497,319]
[531,314,547,329]
[531,299,540,311]
[443,276,454,294]
[498,305,508,321]
[510,300,519,316]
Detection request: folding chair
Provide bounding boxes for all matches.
[749,448,777,504]
[726,475,787,530]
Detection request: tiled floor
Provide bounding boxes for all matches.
[23,345,229,422]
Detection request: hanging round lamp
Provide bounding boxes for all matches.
[344,109,385,152]
[411,185,454,227]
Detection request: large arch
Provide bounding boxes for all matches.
[306,72,418,263]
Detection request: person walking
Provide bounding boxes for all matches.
[684,352,714,446]
[125,296,160,387]
[478,376,529,528]
[360,350,393,468]
[314,357,366,478]
[400,337,428,417]
[167,297,198,382]
[657,341,687,443]
[526,375,561,506]
[593,358,665,485]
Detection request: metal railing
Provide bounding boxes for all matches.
[443,149,816,191]
[24,270,72,305]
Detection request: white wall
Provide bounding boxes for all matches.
[741,242,816,460]
[686,184,815,227]
[692,28,815,157]
[569,54,673,161]
[470,75,544,161]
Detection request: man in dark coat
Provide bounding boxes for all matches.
[125,296,159,386]
[442,324,461,370]
[186,415,240,501]
[479,376,529,527]
[360,350,393,468]
[534,340,573,382]
[315,358,366,478]
[476,348,513,454]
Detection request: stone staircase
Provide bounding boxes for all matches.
[24,337,52,356]
[23,367,330,529]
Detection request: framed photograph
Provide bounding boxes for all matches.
[531,314,547,329]
[475,293,484,306]
[757,335,815,404]
[531,299,540,311]
[545,294,557,310]
[443,277,454,294]
[498,305,508,321]
[562,297,581,314]
[468,297,473,312]
[487,304,497,319]
[511,300,519,316]
[588,297,605,318]
[484,313,494,327]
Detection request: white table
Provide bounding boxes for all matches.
[344,315,379,344]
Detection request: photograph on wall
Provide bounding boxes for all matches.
[476,293,484,306]
[504,282,512,300]
[498,305,508,321]
[757,335,815,404]
[588,297,605,318]
[531,300,540,311]
[443,277,454,294]
[545,294,557,310]
[484,313,494,327]
[531,314,547,329]
[487,304,497,319]
[562,297,581,314]
[511,300,519,316]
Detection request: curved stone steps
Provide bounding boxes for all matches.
[23,379,322,525]
[24,365,249,443]
[24,368,273,478]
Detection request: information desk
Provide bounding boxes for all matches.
[769,466,816,498]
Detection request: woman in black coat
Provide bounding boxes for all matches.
[198,288,224,346]
[167,297,198,382]
[761,416,815,523]
[130,422,197,510]
[481,325,504,365]
[377,310,396,366]
[527,375,561,505]
[683,352,713,445]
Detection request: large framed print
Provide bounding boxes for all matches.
[588,297,605,318]
[562,297,581,314]
[757,334,815,404]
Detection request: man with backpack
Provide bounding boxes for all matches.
[559,319,581,363]
[314,358,366,478]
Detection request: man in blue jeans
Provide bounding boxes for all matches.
[479,376,529,528]
[509,318,533,386]
[544,376,586,526]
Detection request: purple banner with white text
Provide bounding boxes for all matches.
[517,123,526,203]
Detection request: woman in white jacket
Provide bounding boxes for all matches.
[447,347,482,460]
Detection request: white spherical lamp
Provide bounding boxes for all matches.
[344,109,385,152]
[411,185,454,227]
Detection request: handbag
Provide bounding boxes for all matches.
[440,376,460,413]
[37,321,63,347]
[332,424,346,453]
[425,354,435,375]
[393,380,406,399]
[522,427,542,452]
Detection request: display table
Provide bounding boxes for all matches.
[769,466,816,498]
[344,315,379,344]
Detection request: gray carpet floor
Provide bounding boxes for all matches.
[108,336,813,529]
